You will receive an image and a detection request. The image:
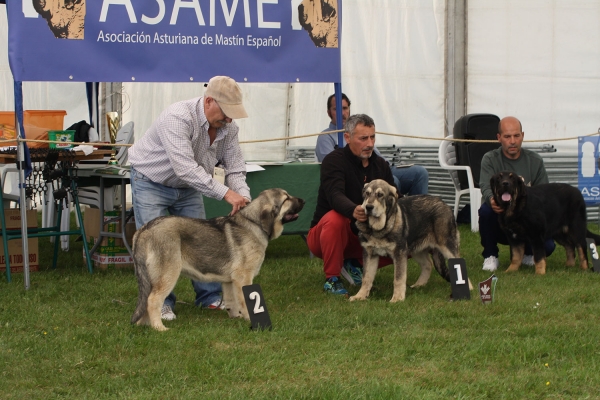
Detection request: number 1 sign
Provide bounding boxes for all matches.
[448,258,471,300]
[242,284,272,331]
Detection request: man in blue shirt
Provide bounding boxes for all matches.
[316,93,429,196]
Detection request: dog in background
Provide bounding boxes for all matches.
[350,179,470,303]
[33,0,86,39]
[490,171,600,274]
[131,188,304,331]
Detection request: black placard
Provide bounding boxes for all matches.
[242,284,272,331]
[586,238,600,273]
[448,258,471,300]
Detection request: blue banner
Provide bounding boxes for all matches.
[578,136,600,205]
[7,0,341,83]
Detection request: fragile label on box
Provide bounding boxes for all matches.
[0,209,39,273]
[84,248,133,270]
[92,253,133,264]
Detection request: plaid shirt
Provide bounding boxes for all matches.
[128,97,250,201]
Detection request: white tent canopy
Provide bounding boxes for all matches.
[2,0,599,160]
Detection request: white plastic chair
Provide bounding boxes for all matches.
[1,167,22,208]
[438,135,481,232]
[77,121,134,211]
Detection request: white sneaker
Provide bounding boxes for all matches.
[522,255,535,266]
[482,256,499,271]
[204,299,225,310]
[161,305,176,321]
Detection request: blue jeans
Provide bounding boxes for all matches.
[478,202,556,259]
[130,167,222,310]
[391,165,429,196]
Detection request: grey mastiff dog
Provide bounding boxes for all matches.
[131,188,304,331]
[351,179,471,302]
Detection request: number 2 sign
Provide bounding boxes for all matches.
[242,284,272,331]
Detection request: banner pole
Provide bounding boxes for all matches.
[14,81,31,290]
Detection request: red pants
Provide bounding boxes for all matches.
[307,210,392,279]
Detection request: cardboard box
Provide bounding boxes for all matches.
[0,110,67,148]
[0,209,39,273]
[83,208,136,270]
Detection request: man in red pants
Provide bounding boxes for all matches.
[307,114,395,295]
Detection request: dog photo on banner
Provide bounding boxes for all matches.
[579,135,600,205]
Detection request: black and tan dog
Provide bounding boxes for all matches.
[351,179,469,303]
[490,171,600,274]
[131,188,304,331]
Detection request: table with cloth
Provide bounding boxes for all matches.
[204,162,320,235]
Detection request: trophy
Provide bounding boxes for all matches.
[106,112,120,165]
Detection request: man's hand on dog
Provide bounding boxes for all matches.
[490,197,504,214]
[353,205,368,222]
[224,190,250,215]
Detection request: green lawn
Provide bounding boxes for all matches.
[1,215,600,399]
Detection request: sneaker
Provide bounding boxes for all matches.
[522,255,535,266]
[482,256,499,272]
[341,258,363,286]
[161,305,176,321]
[323,276,348,296]
[205,299,225,310]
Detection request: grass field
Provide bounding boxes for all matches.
[1,213,600,399]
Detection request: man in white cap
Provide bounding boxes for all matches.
[129,76,250,321]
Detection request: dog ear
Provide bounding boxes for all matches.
[362,183,370,199]
[388,183,399,199]
[492,172,506,199]
[385,183,398,212]
[260,209,275,238]
[515,174,527,198]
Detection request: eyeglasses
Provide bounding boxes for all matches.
[214,100,230,120]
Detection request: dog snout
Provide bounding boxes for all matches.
[365,204,374,213]
[293,197,305,211]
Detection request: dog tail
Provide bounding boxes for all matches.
[587,230,600,245]
[131,240,153,325]
[432,250,451,282]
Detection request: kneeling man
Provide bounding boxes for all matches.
[307,114,394,295]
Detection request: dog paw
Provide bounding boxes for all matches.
[348,294,367,301]
[505,264,520,272]
[389,296,405,303]
[152,324,169,332]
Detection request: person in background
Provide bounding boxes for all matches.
[128,76,251,321]
[478,116,555,271]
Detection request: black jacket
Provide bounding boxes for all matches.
[310,145,395,232]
